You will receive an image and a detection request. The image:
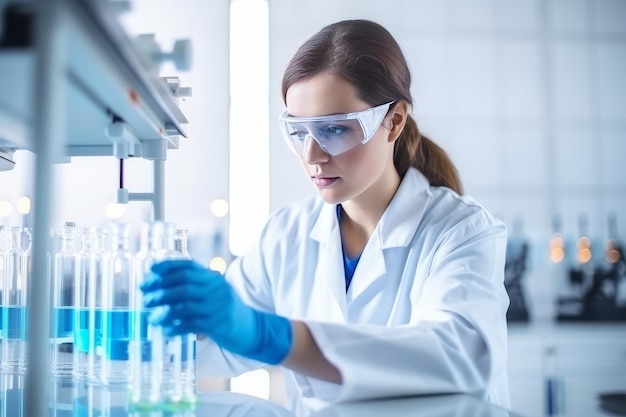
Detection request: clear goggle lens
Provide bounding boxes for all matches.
[279,101,394,156]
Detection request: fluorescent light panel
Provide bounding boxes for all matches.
[229,0,269,256]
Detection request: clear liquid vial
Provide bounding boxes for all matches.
[154,223,183,406]
[130,221,165,409]
[49,376,75,415]
[73,227,109,381]
[174,228,197,405]
[101,223,134,386]
[0,225,8,352]
[74,227,96,378]
[1,372,25,413]
[88,228,108,382]
[51,221,78,376]
[1,227,29,373]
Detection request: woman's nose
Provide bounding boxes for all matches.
[302,135,330,164]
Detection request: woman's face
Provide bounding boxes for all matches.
[284,73,398,205]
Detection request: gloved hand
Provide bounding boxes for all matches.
[141,259,293,365]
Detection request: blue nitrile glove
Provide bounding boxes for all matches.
[141,259,292,365]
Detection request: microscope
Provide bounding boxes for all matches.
[556,214,626,321]
[504,218,531,322]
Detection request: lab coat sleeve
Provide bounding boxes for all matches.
[303,214,509,404]
[196,335,266,379]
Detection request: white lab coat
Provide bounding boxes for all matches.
[197,167,510,414]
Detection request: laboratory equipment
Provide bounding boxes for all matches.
[544,347,564,417]
[129,222,199,409]
[87,227,108,381]
[0,225,7,356]
[130,221,165,409]
[101,222,134,386]
[74,227,96,378]
[21,226,33,283]
[0,0,192,414]
[556,213,626,321]
[73,379,129,417]
[1,373,25,417]
[554,214,592,319]
[73,227,109,380]
[504,218,530,322]
[598,391,626,416]
[1,227,28,373]
[153,222,184,405]
[174,228,197,404]
[51,221,79,376]
[49,377,74,417]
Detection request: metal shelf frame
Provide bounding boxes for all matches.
[0,1,190,415]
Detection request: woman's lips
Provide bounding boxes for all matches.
[312,176,338,187]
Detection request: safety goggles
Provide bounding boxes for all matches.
[279,101,395,156]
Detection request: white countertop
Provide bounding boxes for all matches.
[305,393,523,417]
[1,375,527,417]
[193,391,525,417]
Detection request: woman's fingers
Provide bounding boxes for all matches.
[142,262,224,291]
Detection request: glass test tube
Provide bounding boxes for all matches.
[72,380,93,417]
[88,228,109,382]
[130,221,165,409]
[74,227,96,378]
[0,225,7,354]
[153,222,183,406]
[51,221,79,376]
[101,383,130,417]
[101,223,134,386]
[1,372,26,417]
[174,228,197,405]
[73,379,120,417]
[49,376,74,417]
[1,227,28,373]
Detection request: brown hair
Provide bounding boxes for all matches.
[281,19,463,195]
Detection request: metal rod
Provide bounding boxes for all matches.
[27,1,68,416]
[153,159,165,221]
[128,192,154,201]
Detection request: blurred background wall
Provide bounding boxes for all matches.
[1,0,625,320]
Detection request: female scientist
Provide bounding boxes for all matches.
[142,19,510,413]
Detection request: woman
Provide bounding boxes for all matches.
[142,19,510,413]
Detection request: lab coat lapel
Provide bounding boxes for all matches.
[347,168,432,302]
[346,232,386,303]
[310,203,348,320]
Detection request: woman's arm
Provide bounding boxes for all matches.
[283,320,342,384]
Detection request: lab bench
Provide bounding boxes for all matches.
[0,373,525,417]
[507,321,626,417]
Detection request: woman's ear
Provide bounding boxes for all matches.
[387,101,409,143]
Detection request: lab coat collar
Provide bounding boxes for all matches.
[376,167,432,248]
[309,168,432,305]
[348,168,431,300]
[309,167,431,247]
[313,221,349,319]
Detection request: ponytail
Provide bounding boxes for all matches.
[394,115,463,195]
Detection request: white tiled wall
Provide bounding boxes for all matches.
[1,0,624,322]
[268,0,626,321]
